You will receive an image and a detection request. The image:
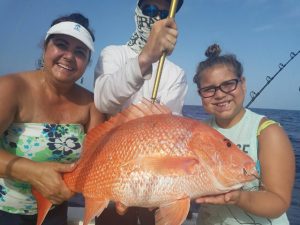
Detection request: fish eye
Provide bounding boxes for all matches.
[223,138,232,148]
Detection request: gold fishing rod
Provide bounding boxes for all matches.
[151,0,179,103]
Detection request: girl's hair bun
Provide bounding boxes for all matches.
[205,44,221,58]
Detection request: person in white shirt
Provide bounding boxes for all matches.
[94,0,187,117]
[94,1,187,224]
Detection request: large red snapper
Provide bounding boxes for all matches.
[33,99,257,225]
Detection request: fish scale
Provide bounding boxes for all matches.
[33,99,258,225]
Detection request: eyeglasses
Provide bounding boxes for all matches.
[140,4,169,19]
[198,78,241,98]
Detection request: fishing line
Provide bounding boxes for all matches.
[226,203,272,225]
[242,168,264,188]
[226,205,264,225]
[246,50,300,108]
[237,185,272,224]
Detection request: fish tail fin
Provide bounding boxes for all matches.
[83,98,171,157]
[32,188,52,225]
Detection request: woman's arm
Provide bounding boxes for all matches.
[85,99,106,132]
[0,74,20,178]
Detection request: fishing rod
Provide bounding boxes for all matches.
[246,50,300,108]
[151,0,179,103]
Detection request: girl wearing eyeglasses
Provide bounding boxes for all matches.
[193,44,295,225]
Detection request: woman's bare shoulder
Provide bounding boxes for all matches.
[0,71,40,106]
[0,71,36,88]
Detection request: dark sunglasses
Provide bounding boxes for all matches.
[140,4,169,19]
[198,78,241,98]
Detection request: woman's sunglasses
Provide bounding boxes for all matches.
[140,4,169,19]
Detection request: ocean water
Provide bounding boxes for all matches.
[183,105,300,225]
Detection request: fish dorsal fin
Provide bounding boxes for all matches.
[82,98,171,156]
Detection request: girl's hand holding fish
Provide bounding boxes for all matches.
[195,190,241,205]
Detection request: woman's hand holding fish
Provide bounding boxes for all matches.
[28,161,76,204]
[138,18,178,75]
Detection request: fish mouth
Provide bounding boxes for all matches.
[214,166,259,191]
[243,167,260,182]
[214,178,244,193]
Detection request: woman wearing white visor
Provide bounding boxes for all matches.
[0,13,104,225]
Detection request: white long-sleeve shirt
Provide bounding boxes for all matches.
[94,45,188,116]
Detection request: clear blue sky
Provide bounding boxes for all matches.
[0,0,299,110]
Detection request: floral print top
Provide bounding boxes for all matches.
[0,123,85,215]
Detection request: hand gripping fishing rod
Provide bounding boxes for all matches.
[151,0,179,103]
[246,50,300,108]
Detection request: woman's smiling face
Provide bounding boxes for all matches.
[43,34,90,84]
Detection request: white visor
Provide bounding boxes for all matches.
[45,21,94,51]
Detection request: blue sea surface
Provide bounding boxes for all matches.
[183,105,300,225]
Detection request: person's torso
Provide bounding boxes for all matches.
[197,109,289,225]
[0,123,84,215]
[15,72,93,127]
[120,45,184,109]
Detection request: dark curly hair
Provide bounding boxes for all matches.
[193,44,243,89]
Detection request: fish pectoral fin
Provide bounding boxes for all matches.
[155,197,190,225]
[32,188,52,225]
[140,156,199,176]
[83,198,109,225]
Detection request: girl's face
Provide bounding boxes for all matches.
[43,34,90,85]
[199,64,246,127]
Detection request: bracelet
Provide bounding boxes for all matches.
[5,157,23,179]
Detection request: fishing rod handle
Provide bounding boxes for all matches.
[151,0,179,102]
